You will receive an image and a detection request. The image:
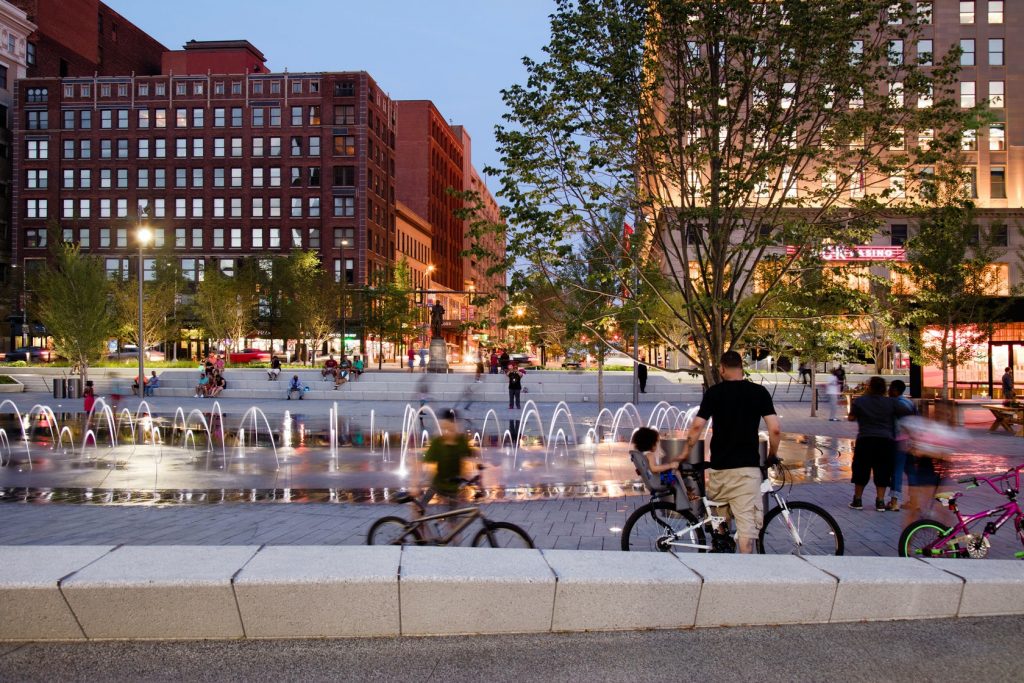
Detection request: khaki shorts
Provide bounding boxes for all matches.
[706,467,764,544]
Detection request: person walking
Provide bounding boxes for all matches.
[683,351,781,554]
[886,379,916,512]
[408,347,416,372]
[1002,366,1015,404]
[507,363,524,410]
[83,380,96,413]
[848,376,911,511]
[825,371,842,421]
[418,347,428,371]
[637,360,648,394]
[499,349,510,373]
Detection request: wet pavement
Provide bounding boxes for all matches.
[0,394,1021,558]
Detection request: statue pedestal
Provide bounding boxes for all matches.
[427,337,449,373]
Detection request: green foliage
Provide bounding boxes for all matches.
[193,259,261,356]
[368,259,418,352]
[30,243,116,381]
[112,247,183,351]
[494,0,973,385]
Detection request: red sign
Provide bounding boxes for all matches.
[785,245,906,262]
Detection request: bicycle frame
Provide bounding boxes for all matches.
[917,466,1024,558]
[399,505,482,546]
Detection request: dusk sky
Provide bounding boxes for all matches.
[103,0,557,194]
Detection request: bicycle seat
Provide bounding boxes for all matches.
[934,491,961,503]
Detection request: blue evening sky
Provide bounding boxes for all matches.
[104,0,556,193]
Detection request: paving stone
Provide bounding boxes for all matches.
[806,556,963,622]
[0,546,114,640]
[923,558,1024,617]
[399,546,555,635]
[678,554,837,627]
[61,545,259,639]
[234,545,401,637]
[543,549,701,631]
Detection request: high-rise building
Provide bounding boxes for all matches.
[13,40,396,356]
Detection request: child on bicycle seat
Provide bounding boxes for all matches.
[630,427,694,513]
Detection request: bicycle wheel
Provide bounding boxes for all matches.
[898,519,966,558]
[471,521,535,548]
[759,502,844,556]
[366,515,419,546]
[621,501,706,552]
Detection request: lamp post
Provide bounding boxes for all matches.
[136,227,152,397]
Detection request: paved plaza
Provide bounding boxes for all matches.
[1,371,1022,559]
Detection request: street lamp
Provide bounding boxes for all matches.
[136,227,153,397]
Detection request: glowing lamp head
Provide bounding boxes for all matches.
[137,227,153,246]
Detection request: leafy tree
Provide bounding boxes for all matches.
[112,248,182,355]
[366,260,418,369]
[193,259,261,361]
[264,250,340,364]
[30,243,116,381]
[493,0,970,386]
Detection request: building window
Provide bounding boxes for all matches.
[231,138,243,157]
[231,168,242,187]
[269,137,281,156]
[117,139,128,158]
[213,198,225,218]
[291,228,302,248]
[960,82,975,108]
[890,224,908,246]
[27,139,48,159]
[989,123,1005,151]
[252,198,264,217]
[231,228,241,248]
[962,129,977,151]
[252,138,265,157]
[333,166,355,186]
[26,169,48,189]
[310,136,321,156]
[290,197,302,218]
[270,167,281,187]
[270,81,281,94]
[291,106,302,126]
[231,81,242,95]
[192,198,203,217]
[960,39,975,66]
[63,109,75,129]
[117,109,128,128]
[193,82,204,95]
[250,80,263,95]
[214,81,225,95]
[990,167,1006,199]
[309,167,321,186]
[138,82,149,96]
[334,197,355,217]
[231,107,242,126]
[989,39,1003,66]
[192,228,203,248]
[193,138,204,157]
[193,167,204,187]
[252,108,264,127]
[214,108,225,127]
[230,197,241,218]
[888,40,903,66]
[960,1,975,23]
[175,82,186,96]
[989,1,1003,23]
[138,109,150,128]
[334,81,354,97]
[309,197,321,217]
[100,229,111,248]
[334,135,356,156]
[269,198,281,217]
[334,105,355,125]
[213,228,224,248]
[290,167,302,187]
[269,107,281,126]
[26,42,35,66]
[26,87,47,102]
[291,80,302,94]
[991,224,1008,247]
[252,167,264,187]
[81,110,92,129]
[26,199,48,218]
[989,81,1004,108]
[269,228,281,248]
[214,138,225,157]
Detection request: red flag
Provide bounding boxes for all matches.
[624,222,634,252]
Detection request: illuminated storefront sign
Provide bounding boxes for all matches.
[785,245,906,262]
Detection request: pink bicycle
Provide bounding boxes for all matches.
[898,464,1024,559]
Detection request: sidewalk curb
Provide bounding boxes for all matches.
[2,546,1022,640]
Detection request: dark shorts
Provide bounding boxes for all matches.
[851,436,895,487]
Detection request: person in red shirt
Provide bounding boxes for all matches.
[321,355,339,380]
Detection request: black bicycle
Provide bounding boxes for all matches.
[621,459,844,555]
[366,476,535,548]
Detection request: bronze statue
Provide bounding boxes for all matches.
[430,301,445,338]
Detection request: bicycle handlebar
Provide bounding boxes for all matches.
[957,475,978,484]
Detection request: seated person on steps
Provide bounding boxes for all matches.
[321,355,339,380]
[144,370,160,396]
[286,374,304,400]
[267,355,282,380]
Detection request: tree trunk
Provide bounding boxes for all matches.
[809,362,817,418]
[597,358,604,412]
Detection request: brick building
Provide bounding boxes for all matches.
[395,100,464,292]
[13,40,397,356]
[11,0,165,78]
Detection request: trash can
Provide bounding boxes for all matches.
[66,378,83,399]
[52,378,67,399]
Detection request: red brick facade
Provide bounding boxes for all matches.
[395,100,464,291]
[13,68,396,289]
[11,0,165,77]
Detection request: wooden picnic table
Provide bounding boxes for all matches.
[982,403,1024,436]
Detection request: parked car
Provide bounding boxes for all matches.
[228,348,272,364]
[602,350,638,367]
[3,346,55,362]
[108,345,166,361]
[509,352,535,367]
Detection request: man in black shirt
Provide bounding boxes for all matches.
[507,363,524,409]
[684,351,781,553]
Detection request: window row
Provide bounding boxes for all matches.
[57,135,322,160]
[61,77,325,101]
[959,1,1003,24]
[29,195,358,220]
[54,166,331,190]
[28,226,332,255]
